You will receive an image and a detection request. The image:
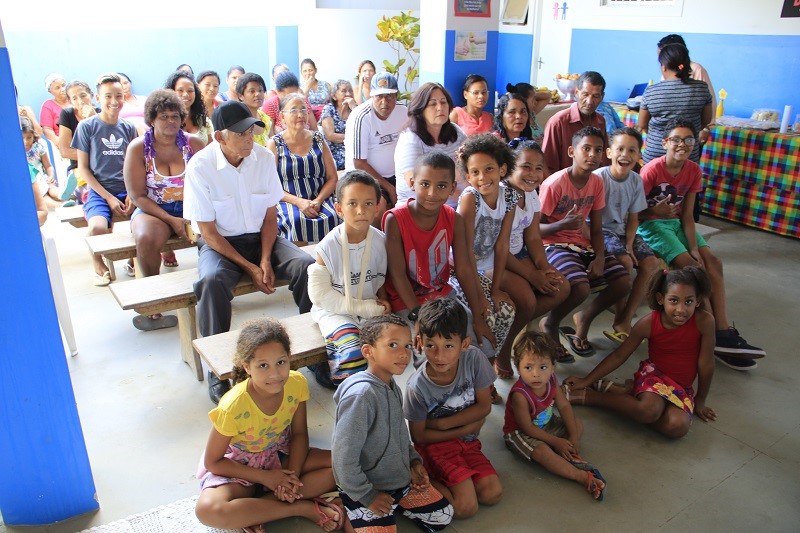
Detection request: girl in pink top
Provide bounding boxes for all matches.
[565,266,717,438]
[449,74,493,135]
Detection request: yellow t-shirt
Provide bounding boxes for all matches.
[209,370,309,452]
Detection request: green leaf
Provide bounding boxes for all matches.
[397,58,406,67]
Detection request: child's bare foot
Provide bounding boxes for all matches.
[584,471,606,500]
[312,498,344,532]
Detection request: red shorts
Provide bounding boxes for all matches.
[416,439,497,487]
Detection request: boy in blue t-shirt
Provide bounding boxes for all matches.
[404,298,501,520]
[598,127,660,342]
[72,73,137,285]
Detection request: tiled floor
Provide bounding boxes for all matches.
[3,214,799,532]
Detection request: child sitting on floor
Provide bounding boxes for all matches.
[195,318,343,532]
[404,298,502,519]
[307,170,390,389]
[332,314,454,532]
[565,266,717,438]
[637,118,765,371]
[538,126,631,362]
[597,127,660,342]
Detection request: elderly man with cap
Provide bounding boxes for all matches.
[541,71,611,175]
[344,72,406,206]
[183,100,314,403]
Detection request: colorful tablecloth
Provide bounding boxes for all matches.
[699,125,799,239]
[610,103,639,128]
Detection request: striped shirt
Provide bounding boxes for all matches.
[641,79,711,163]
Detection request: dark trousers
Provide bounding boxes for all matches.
[194,234,313,337]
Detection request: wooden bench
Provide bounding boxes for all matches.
[55,205,130,228]
[109,245,315,381]
[193,313,326,381]
[85,232,197,281]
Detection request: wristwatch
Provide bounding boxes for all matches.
[407,306,421,323]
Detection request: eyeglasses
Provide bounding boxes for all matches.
[667,136,697,147]
[284,108,308,115]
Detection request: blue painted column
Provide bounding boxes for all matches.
[0,26,98,525]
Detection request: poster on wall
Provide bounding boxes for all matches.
[455,0,491,18]
[454,31,488,61]
[781,0,800,17]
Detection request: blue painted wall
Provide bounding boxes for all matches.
[0,46,98,525]
[570,29,800,118]
[442,30,499,112]
[5,26,296,114]
[496,32,533,97]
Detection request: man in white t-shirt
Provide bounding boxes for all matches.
[183,101,314,403]
[344,72,407,205]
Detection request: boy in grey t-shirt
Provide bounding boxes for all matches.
[404,298,501,520]
[72,73,137,285]
[599,127,660,342]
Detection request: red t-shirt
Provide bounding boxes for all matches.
[381,199,455,311]
[639,156,703,221]
[539,168,605,248]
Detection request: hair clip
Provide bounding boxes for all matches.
[663,268,669,274]
[678,64,685,70]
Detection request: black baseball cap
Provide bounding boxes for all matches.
[212,100,264,133]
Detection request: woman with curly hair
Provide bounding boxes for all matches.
[164,70,212,145]
[123,89,205,330]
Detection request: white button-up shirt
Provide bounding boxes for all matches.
[183,142,284,237]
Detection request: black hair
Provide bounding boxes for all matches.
[609,126,643,149]
[571,126,605,147]
[659,43,692,82]
[231,318,291,385]
[272,63,290,79]
[458,133,517,175]
[66,80,92,99]
[235,72,267,95]
[361,314,409,347]
[176,64,194,76]
[335,169,381,203]
[657,34,687,50]
[20,117,37,139]
[506,82,535,99]
[647,266,711,311]
[417,298,468,341]
[413,150,456,183]
[275,71,300,92]
[407,82,458,146]
[493,93,533,141]
[576,71,607,93]
[512,331,561,367]
[196,70,220,85]
[117,72,132,85]
[227,65,245,77]
[511,138,543,156]
[163,71,207,130]
[143,89,187,127]
[301,58,316,69]
[95,72,122,92]
[664,117,698,138]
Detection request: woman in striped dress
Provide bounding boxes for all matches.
[266,93,340,243]
[639,43,713,164]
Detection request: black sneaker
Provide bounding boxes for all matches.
[310,362,338,390]
[715,353,757,371]
[715,327,766,359]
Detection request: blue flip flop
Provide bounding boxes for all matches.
[559,326,595,357]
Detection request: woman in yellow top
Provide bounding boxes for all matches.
[235,72,275,146]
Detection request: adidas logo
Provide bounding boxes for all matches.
[375,131,381,136]
[102,134,125,155]
[102,134,124,149]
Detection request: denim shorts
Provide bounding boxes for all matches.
[83,189,128,225]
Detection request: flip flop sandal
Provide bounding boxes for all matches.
[123,262,135,277]
[559,326,595,357]
[561,384,586,405]
[490,384,504,404]
[555,345,575,364]
[603,330,629,345]
[591,379,616,392]
[93,271,111,287]
[585,470,606,501]
[132,314,178,331]
[494,360,514,379]
[161,252,179,268]
[313,497,344,530]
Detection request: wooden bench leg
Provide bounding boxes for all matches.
[177,305,204,381]
[105,256,117,281]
